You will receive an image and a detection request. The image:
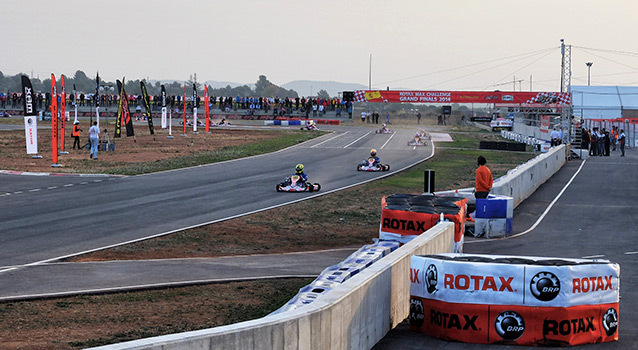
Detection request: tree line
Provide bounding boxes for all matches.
[0,71,304,98]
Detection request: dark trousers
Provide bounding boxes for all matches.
[72,136,81,149]
[475,191,489,199]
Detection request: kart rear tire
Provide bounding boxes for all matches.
[357,165,363,171]
[315,183,321,192]
[384,164,390,171]
[276,184,282,192]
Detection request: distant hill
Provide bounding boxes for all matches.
[281,80,367,98]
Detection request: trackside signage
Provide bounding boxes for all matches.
[409,254,620,345]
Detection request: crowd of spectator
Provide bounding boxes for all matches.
[0,91,354,118]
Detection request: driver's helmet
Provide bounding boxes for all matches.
[382,123,386,127]
[370,149,377,157]
[295,163,304,173]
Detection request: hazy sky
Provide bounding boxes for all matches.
[3,0,638,93]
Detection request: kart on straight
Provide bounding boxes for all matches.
[357,157,390,172]
[375,128,393,134]
[407,136,428,146]
[276,175,321,192]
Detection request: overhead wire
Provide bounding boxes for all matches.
[482,49,558,91]
[374,47,557,87]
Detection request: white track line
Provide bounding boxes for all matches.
[624,251,638,255]
[582,255,605,259]
[380,133,396,149]
[343,131,371,148]
[468,158,587,244]
[310,131,348,148]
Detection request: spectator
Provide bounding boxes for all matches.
[618,129,626,156]
[89,121,100,160]
[475,156,493,199]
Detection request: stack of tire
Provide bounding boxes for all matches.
[270,241,400,315]
[379,194,467,251]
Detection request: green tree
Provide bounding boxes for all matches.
[317,89,330,99]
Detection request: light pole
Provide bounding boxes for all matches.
[586,62,593,86]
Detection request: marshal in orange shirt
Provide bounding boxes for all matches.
[475,165,493,192]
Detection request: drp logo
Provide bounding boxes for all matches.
[494,311,525,341]
[408,298,425,328]
[425,264,438,294]
[530,271,560,301]
[602,308,618,336]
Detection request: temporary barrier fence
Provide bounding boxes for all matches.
[410,253,620,346]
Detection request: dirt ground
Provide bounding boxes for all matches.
[0,122,284,174]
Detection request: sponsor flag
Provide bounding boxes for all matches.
[50,74,58,164]
[60,75,66,152]
[120,80,135,137]
[140,81,155,135]
[73,84,78,123]
[24,116,38,155]
[204,85,209,132]
[115,80,123,138]
[95,72,100,108]
[161,85,167,128]
[22,75,38,154]
[182,83,186,135]
[192,83,198,132]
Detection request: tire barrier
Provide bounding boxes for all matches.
[410,253,620,346]
[500,130,551,153]
[479,140,527,152]
[264,118,340,126]
[270,241,400,315]
[379,194,467,252]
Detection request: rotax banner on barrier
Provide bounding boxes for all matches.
[409,253,620,346]
[409,297,619,345]
[353,90,571,106]
[410,254,619,307]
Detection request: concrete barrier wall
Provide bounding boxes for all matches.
[490,145,566,207]
[435,145,567,208]
[90,222,456,350]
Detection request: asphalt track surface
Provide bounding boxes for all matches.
[0,124,432,267]
[374,149,637,349]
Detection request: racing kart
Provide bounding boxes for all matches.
[276,175,321,192]
[357,157,390,172]
[375,128,393,134]
[407,137,428,146]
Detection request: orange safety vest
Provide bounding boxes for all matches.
[72,125,80,137]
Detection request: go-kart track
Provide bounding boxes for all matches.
[0,125,431,268]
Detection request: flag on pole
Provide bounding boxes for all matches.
[50,74,58,164]
[192,83,198,132]
[182,83,186,135]
[95,72,100,108]
[140,81,154,135]
[161,85,167,128]
[115,79,123,138]
[117,78,135,137]
[22,75,38,155]
[60,75,66,152]
[204,85,210,132]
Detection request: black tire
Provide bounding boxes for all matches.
[384,164,390,171]
[357,165,363,171]
[315,183,321,192]
[276,184,282,192]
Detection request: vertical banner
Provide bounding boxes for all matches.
[93,72,100,125]
[115,79,123,138]
[140,81,154,135]
[50,74,58,164]
[182,83,186,135]
[22,75,39,155]
[204,85,209,132]
[120,79,135,137]
[24,117,38,154]
[73,84,78,123]
[60,75,66,152]
[161,85,167,129]
[192,83,198,132]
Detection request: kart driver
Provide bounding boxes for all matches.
[380,124,389,133]
[295,163,308,184]
[365,149,380,166]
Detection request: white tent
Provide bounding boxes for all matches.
[571,85,638,119]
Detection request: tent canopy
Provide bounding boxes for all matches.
[571,85,638,119]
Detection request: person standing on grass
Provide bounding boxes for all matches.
[89,121,100,160]
[72,121,82,150]
[475,156,493,199]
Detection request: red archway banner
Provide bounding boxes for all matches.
[354,90,571,106]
